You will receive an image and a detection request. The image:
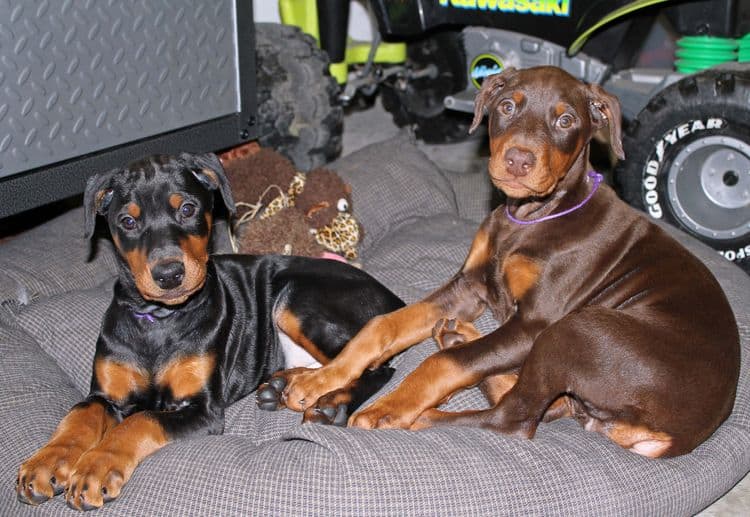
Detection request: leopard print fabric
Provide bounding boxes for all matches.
[259,173,307,219]
[312,212,361,260]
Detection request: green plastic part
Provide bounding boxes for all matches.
[279,0,320,43]
[675,36,738,73]
[567,0,675,56]
[278,0,407,83]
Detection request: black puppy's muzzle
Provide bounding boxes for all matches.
[151,260,185,291]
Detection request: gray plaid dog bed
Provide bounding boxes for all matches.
[0,136,748,515]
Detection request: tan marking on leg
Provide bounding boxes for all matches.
[155,354,215,399]
[462,228,491,272]
[95,358,149,403]
[542,395,574,422]
[275,308,331,365]
[17,402,117,504]
[502,254,541,300]
[480,373,518,406]
[605,422,673,458]
[351,350,480,429]
[66,413,169,509]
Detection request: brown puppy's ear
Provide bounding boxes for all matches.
[83,169,118,240]
[469,66,517,134]
[182,152,237,217]
[588,83,625,160]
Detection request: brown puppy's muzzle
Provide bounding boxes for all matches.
[488,138,557,198]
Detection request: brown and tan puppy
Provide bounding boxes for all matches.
[268,66,740,458]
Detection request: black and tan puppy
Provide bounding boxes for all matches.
[16,152,403,510]
[275,66,740,458]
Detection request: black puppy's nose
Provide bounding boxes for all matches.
[504,147,536,177]
[151,260,185,290]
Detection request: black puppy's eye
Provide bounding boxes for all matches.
[499,100,515,116]
[558,113,575,129]
[120,215,137,230]
[180,203,196,218]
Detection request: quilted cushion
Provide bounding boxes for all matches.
[0,137,747,516]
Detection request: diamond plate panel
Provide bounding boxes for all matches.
[0,0,239,178]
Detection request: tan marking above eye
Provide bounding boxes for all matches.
[95,358,149,402]
[502,254,541,300]
[155,354,216,399]
[126,203,141,218]
[554,102,568,117]
[169,194,184,209]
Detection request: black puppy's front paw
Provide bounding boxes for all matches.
[303,403,349,426]
[256,376,287,411]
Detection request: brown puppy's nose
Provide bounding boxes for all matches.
[504,147,536,177]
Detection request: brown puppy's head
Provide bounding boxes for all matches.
[84,152,235,305]
[470,66,624,199]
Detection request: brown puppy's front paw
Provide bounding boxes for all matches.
[432,318,480,350]
[17,444,84,505]
[349,399,416,430]
[283,367,346,412]
[257,367,316,411]
[65,450,129,511]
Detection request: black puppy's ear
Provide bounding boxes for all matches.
[182,152,236,217]
[83,169,118,240]
[469,67,517,134]
[588,84,625,161]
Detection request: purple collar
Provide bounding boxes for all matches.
[133,305,175,323]
[505,171,603,225]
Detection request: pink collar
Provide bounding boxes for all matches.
[505,171,603,225]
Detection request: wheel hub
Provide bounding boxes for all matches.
[668,135,750,240]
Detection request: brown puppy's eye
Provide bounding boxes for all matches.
[499,100,515,116]
[180,203,196,218]
[558,114,575,129]
[120,215,137,230]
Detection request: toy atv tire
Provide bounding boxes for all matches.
[255,23,343,170]
[616,66,750,272]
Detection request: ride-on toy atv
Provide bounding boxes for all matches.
[262,0,749,272]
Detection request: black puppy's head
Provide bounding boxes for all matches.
[84,152,235,305]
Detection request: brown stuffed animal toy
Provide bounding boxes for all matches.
[222,146,305,220]
[219,144,363,261]
[236,208,326,257]
[295,168,364,261]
